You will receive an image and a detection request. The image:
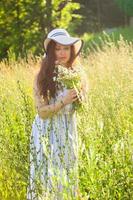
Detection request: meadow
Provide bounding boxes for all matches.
[82,27,133,55]
[0,38,133,200]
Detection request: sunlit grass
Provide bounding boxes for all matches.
[82,26,133,55]
[0,38,133,199]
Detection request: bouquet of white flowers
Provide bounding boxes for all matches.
[53,64,83,110]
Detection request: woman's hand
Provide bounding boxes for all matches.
[62,89,78,105]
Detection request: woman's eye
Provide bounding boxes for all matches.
[55,46,70,51]
[64,47,70,50]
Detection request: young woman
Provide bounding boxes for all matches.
[27,28,87,200]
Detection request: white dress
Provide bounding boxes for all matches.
[27,87,79,200]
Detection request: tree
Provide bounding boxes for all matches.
[0,0,81,60]
[115,0,133,16]
[115,0,133,26]
[74,0,128,34]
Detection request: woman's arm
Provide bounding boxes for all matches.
[33,75,64,119]
[33,75,77,120]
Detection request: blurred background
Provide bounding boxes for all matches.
[0,1,133,199]
[0,0,133,60]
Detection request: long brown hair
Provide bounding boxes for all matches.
[37,40,77,99]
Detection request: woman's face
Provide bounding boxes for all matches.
[55,43,71,65]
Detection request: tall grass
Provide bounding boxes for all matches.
[0,54,40,199]
[78,38,133,199]
[82,26,133,55]
[0,38,133,200]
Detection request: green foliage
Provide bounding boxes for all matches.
[115,0,133,16]
[52,1,81,29]
[82,26,133,55]
[0,0,81,60]
[78,38,133,199]
[0,77,34,199]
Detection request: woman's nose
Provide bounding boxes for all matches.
[60,49,65,56]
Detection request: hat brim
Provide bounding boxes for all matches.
[44,35,83,56]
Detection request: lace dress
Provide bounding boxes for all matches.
[27,80,79,200]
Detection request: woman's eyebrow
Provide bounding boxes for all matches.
[56,45,61,47]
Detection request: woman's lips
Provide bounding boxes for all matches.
[60,57,67,59]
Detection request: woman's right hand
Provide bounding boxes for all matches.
[62,89,78,106]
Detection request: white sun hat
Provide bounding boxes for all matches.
[44,28,83,56]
